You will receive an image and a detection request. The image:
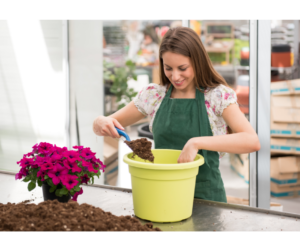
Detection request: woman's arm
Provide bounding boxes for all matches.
[178,104,260,163]
[93,101,145,138]
[109,101,146,127]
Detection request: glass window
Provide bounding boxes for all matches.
[269,20,300,214]
[0,20,66,173]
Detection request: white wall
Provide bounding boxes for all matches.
[69,21,104,184]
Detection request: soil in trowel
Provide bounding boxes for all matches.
[125,138,154,162]
[0,199,161,231]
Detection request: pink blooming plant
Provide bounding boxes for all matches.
[16,142,106,201]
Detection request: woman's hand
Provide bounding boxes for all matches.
[177,138,199,163]
[93,116,124,138]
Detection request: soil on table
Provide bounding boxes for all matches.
[125,138,154,162]
[0,200,161,231]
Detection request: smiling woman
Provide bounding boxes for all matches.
[93,26,260,203]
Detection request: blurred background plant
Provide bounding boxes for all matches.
[104,59,138,110]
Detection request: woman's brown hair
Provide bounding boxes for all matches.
[159,27,229,91]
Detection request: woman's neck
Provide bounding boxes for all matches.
[170,84,196,99]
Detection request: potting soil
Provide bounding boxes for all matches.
[0,200,161,231]
[125,138,154,162]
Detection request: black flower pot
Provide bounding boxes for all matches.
[137,123,153,140]
[42,182,71,203]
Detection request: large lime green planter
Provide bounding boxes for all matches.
[123,149,204,223]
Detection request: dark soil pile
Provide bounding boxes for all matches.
[0,200,161,231]
[125,138,154,162]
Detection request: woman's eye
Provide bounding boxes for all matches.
[179,68,187,71]
[165,68,172,71]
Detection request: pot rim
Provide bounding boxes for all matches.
[123,149,204,170]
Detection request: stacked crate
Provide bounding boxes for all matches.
[270,79,300,198]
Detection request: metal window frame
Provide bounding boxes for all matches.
[62,20,70,150]
[182,20,190,28]
[249,20,271,209]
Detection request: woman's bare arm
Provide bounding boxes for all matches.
[194,104,260,153]
[108,101,146,127]
[93,101,145,138]
[178,104,260,163]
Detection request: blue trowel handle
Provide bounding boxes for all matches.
[115,127,131,141]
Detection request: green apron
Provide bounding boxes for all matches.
[152,85,227,203]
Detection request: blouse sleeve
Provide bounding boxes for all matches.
[213,85,238,117]
[133,84,164,116]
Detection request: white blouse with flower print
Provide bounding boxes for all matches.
[133,83,238,159]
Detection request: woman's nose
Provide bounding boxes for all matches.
[171,70,181,81]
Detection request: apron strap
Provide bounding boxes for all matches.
[196,88,211,168]
[165,84,173,98]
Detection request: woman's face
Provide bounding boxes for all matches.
[162,51,195,91]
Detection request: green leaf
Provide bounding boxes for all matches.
[44,175,49,180]
[28,182,36,192]
[59,187,68,195]
[23,176,31,182]
[32,168,38,177]
[37,179,43,187]
[46,179,54,187]
[92,176,94,185]
[74,186,81,192]
[49,185,57,193]
[55,189,63,197]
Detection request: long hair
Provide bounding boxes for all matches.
[159,27,229,91]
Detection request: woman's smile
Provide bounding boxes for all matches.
[173,79,185,86]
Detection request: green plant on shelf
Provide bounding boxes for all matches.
[103,60,115,82]
[109,60,138,110]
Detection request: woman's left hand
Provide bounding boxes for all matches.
[177,138,199,163]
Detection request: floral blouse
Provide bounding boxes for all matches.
[133,83,238,158]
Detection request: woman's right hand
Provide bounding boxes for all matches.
[93,116,125,138]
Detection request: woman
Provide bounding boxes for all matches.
[93,27,260,203]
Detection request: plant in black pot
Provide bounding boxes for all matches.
[16,142,106,202]
[109,60,138,110]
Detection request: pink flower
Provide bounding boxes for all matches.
[73,145,84,152]
[80,174,90,184]
[17,157,33,168]
[50,154,63,164]
[32,143,39,153]
[24,152,34,158]
[205,100,210,108]
[91,157,106,172]
[62,150,80,163]
[47,164,69,185]
[82,161,98,174]
[61,174,79,190]
[52,145,67,155]
[213,105,216,113]
[40,161,54,171]
[15,173,23,180]
[146,86,155,90]
[63,159,82,173]
[80,148,96,160]
[34,156,50,166]
[71,187,83,201]
[37,142,54,155]
[224,93,230,100]
[37,169,48,181]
